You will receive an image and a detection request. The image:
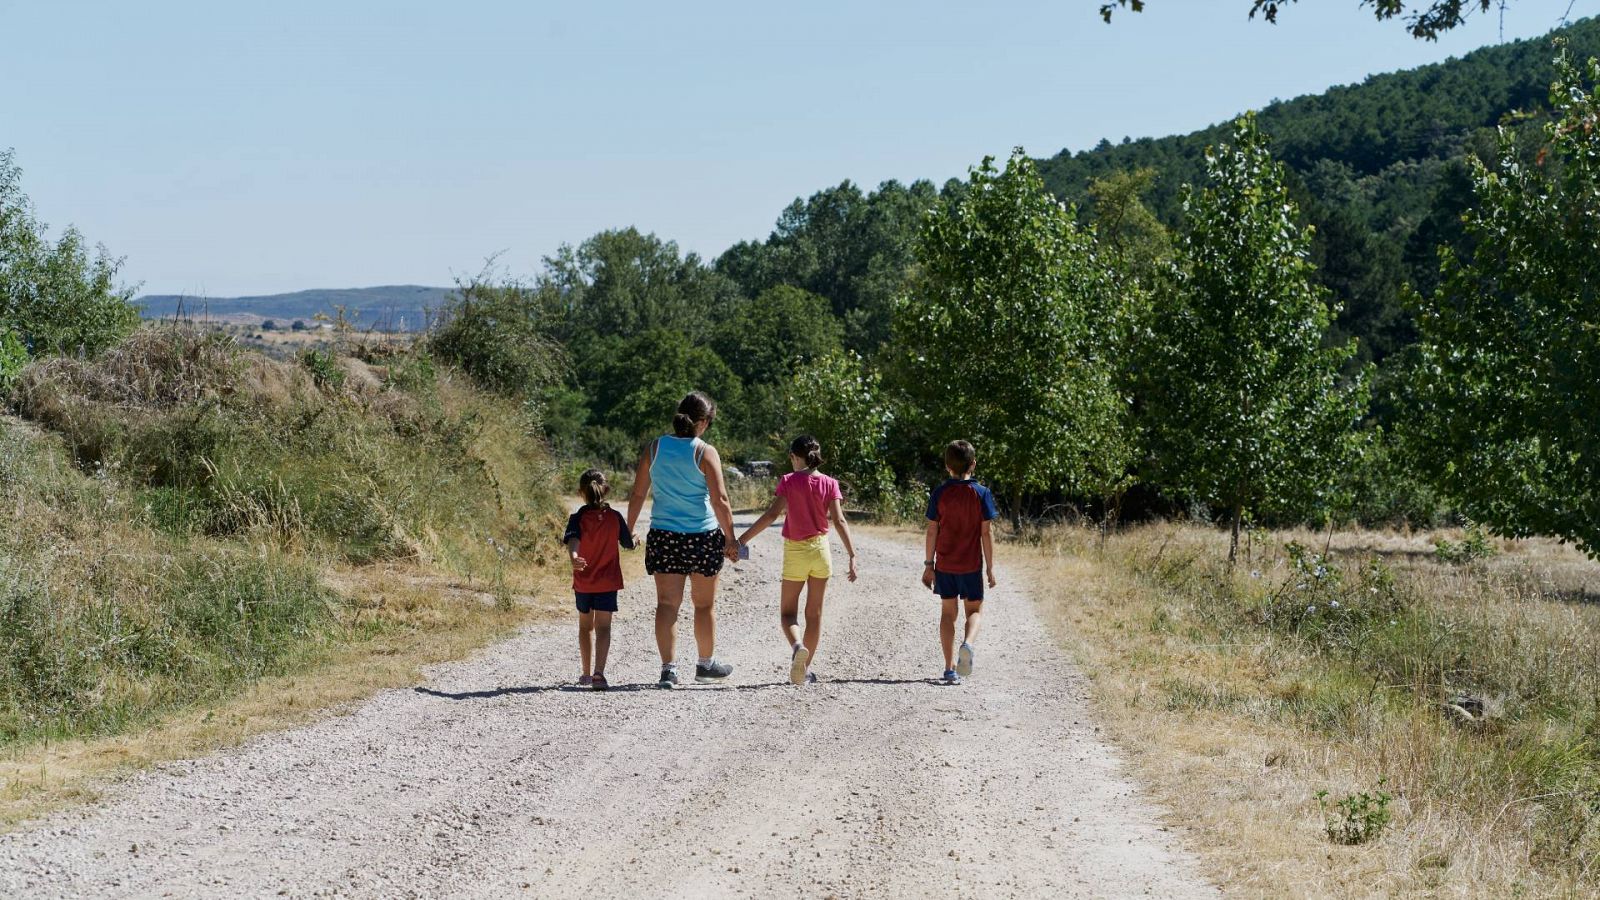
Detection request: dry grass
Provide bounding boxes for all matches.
[0,561,567,829]
[1021,523,1600,899]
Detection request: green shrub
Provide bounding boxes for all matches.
[298,347,345,389]
[0,326,26,393]
[429,273,566,396]
[1435,523,1497,565]
[1316,783,1393,845]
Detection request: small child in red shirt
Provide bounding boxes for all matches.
[562,469,636,691]
[737,435,858,685]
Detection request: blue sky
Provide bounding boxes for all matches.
[0,0,1587,296]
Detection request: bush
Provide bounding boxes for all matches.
[1316,783,1393,845]
[429,272,566,397]
[1435,523,1497,565]
[0,326,26,393]
[0,150,138,358]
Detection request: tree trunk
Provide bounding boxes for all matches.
[1011,489,1024,531]
[1228,505,1242,566]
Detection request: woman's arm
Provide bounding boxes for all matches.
[698,443,739,559]
[737,495,786,546]
[827,498,858,582]
[625,440,654,539]
[921,520,939,590]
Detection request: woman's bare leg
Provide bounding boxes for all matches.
[593,610,613,675]
[654,574,687,665]
[689,572,720,660]
[779,579,805,648]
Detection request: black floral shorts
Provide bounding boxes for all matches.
[644,528,727,577]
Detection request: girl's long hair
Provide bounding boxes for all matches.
[579,468,610,506]
[790,434,823,469]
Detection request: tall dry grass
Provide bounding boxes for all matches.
[1026,523,1600,898]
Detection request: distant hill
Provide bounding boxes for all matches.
[135,285,452,332]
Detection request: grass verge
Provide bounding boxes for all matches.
[1024,524,1600,898]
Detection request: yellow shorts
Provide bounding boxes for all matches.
[781,536,833,582]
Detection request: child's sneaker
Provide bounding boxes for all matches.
[789,645,811,685]
[658,667,680,689]
[942,669,962,685]
[805,671,819,684]
[578,675,593,687]
[591,674,609,692]
[694,659,733,683]
[957,642,975,678]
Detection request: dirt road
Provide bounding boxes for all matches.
[0,515,1216,898]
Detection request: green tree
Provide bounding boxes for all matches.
[1403,47,1600,558]
[1142,115,1368,562]
[0,150,138,357]
[786,351,895,501]
[577,328,743,444]
[1099,1,1525,40]
[543,228,741,345]
[895,150,1135,525]
[712,285,843,386]
[429,269,567,397]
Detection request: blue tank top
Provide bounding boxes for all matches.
[649,436,717,533]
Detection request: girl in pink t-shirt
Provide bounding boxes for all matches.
[736,435,858,684]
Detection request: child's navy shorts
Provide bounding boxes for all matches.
[932,570,985,601]
[574,591,619,613]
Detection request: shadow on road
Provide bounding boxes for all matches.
[413,683,658,700]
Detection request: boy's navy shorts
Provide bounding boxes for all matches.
[574,591,619,613]
[932,570,985,601]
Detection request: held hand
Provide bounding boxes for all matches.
[723,535,740,562]
[630,531,641,548]
[987,568,997,588]
[571,555,588,572]
[847,556,858,582]
[921,565,935,591]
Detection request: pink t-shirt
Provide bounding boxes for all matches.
[775,471,842,541]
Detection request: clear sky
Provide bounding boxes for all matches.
[1,0,1588,297]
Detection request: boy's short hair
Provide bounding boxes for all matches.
[943,440,977,474]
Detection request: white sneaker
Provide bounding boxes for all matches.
[789,645,811,685]
[957,642,975,678]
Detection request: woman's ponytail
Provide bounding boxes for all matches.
[672,391,716,438]
[790,434,823,470]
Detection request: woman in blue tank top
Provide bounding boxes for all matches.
[625,391,738,688]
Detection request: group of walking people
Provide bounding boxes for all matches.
[560,391,999,691]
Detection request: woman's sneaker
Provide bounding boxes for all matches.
[789,645,811,685]
[956,642,975,678]
[694,660,734,683]
[658,667,680,689]
[942,669,962,685]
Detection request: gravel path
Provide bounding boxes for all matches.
[0,514,1216,898]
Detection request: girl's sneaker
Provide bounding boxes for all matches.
[956,642,975,678]
[591,674,609,692]
[942,669,962,685]
[789,645,811,685]
[578,675,593,687]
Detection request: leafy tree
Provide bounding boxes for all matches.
[718,180,942,352]
[712,285,843,386]
[895,150,1135,525]
[429,270,567,397]
[1099,1,1529,40]
[1403,47,1600,557]
[786,351,895,501]
[1142,114,1368,561]
[576,328,743,444]
[542,228,741,345]
[0,150,138,357]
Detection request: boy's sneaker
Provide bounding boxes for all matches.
[804,671,818,684]
[694,660,734,683]
[942,669,962,685]
[591,674,609,691]
[957,642,975,678]
[658,667,680,689]
[578,675,593,687]
[789,645,811,685]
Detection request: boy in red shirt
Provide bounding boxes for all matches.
[563,469,636,691]
[921,440,998,684]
